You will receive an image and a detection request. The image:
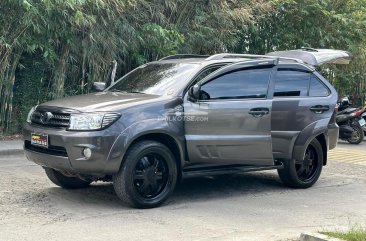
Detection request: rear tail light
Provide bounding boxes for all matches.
[351,110,362,117]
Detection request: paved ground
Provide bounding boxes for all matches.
[0,140,366,241]
[329,139,366,165]
[0,140,23,155]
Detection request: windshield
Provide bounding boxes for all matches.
[107,63,200,95]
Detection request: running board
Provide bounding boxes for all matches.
[182,163,284,179]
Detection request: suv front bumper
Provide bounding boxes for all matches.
[23,123,122,175]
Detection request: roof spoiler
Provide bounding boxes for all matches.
[266,48,353,66]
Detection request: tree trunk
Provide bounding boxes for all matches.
[0,49,22,133]
[51,44,70,99]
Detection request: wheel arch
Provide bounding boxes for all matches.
[126,133,184,179]
[292,120,329,165]
[105,129,185,178]
[315,133,327,166]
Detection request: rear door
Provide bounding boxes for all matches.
[184,61,276,167]
[270,65,335,160]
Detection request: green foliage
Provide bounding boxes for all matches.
[139,23,184,61]
[1,0,366,133]
[232,0,366,105]
[12,53,48,132]
[321,226,366,241]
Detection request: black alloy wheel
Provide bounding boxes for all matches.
[277,138,323,188]
[133,154,169,199]
[294,145,318,182]
[113,140,177,208]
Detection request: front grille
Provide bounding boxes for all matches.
[24,140,68,157]
[31,110,70,128]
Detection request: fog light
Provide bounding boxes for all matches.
[83,148,92,159]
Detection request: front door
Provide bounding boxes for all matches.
[184,63,275,167]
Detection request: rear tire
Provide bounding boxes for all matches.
[113,140,177,209]
[278,139,323,188]
[44,168,91,189]
[347,124,364,144]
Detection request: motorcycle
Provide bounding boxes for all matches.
[361,109,366,135]
[336,107,365,144]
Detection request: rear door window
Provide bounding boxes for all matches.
[274,70,311,97]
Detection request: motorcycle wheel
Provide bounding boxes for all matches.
[347,124,364,144]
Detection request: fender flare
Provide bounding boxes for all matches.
[292,118,329,161]
[103,119,185,174]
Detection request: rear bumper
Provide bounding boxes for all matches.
[327,123,339,150]
[23,123,124,175]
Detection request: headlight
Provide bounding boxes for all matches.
[26,106,37,123]
[68,113,121,130]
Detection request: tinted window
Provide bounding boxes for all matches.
[309,75,329,97]
[200,68,270,100]
[274,70,310,97]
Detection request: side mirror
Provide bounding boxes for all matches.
[92,82,107,92]
[188,84,201,101]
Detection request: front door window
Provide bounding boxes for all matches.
[200,69,270,100]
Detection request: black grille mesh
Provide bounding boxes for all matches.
[31,111,70,127]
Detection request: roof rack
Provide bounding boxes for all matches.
[159,54,210,61]
[300,47,318,52]
[159,53,305,64]
[205,53,304,64]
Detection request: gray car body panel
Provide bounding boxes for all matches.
[183,60,276,167]
[25,95,186,175]
[23,51,342,176]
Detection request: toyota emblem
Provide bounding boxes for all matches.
[40,112,53,124]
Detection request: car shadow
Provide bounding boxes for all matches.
[33,171,287,210]
[172,172,284,202]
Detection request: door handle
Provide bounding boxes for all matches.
[310,105,329,114]
[249,108,270,117]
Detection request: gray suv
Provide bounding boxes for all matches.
[24,48,351,208]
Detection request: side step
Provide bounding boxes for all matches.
[182,163,284,179]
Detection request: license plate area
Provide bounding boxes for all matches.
[31,133,49,148]
[359,118,366,126]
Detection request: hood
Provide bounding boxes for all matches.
[39,92,165,112]
[266,48,353,66]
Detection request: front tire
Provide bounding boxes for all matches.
[113,140,177,209]
[278,138,323,188]
[44,168,91,189]
[347,124,364,144]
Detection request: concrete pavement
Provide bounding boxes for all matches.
[0,140,366,241]
[0,140,23,156]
